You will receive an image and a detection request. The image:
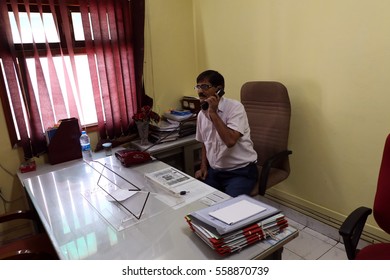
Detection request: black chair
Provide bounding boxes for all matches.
[241,81,292,196]
[339,133,390,259]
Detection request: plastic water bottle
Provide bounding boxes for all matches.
[80,130,93,161]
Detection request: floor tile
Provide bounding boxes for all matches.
[281,248,304,260]
[284,228,334,259]
[258,196,377,260]
[318,243,348,260]
[306,219,341,242]
[303,227,337,246]
[287,218,305,231]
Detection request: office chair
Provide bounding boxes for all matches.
[339,133,390,260]
[0,210,58,260]
[241,81,292,196]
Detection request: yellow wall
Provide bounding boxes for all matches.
[144,0,197,113]
[0,102,29,213]
[1,0,390,241]
[146,0,390,240]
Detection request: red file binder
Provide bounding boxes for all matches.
[47,118,82,164]
[184,195,288,256]
[185,213,288,256]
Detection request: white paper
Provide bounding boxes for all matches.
[208,199,266,225]
[106,189,137,202]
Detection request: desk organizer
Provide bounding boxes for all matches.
[47,118,82,164]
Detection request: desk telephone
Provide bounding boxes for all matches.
[115,149,152,167]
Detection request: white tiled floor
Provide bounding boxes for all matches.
[257,196,372,260]
[282,220,348,260]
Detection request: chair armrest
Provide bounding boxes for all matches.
[258,150,292,195]
[339,206,372,259]
[0,210,45,234]
[0,210,37,224]
[0,249,36,260]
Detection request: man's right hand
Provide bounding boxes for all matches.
[195,167,207,180]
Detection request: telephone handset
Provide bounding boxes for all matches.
[115,149,152,167]
[201,88,225,110]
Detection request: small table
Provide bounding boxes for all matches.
[18,156,298,260]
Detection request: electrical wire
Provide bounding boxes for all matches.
[0,162,14,178]
[0,163,26,212]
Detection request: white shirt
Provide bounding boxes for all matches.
[196,97,257,170]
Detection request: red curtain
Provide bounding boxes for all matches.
[0,0,145,159]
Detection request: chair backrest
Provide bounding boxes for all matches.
[241,81,291,170]
[373,133,390,234]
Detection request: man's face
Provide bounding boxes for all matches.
[195,79,218,102]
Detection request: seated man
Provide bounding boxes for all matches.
[194,70,258,197]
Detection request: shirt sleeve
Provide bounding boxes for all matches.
[195,112,204,142]
[225,102,246,135]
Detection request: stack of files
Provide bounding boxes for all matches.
[163,110,195,122]
[185,194,288,256]
[177,117,196,138]
[149,116,197,143]
[149,119,180,143]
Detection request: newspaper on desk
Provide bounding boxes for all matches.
[144,166,219,210]
[144,167,194,197]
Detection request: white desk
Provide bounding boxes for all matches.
[18,156,297,260]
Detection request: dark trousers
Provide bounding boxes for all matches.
[204,163,258,197]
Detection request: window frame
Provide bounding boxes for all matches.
[1,0,145,154]
[2,1,98,147]
[9,1,86,53]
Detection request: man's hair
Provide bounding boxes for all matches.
[196,70,225,88]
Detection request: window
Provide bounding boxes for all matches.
[6,9,97,126]
[0,0,146,159]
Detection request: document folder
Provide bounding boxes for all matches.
[208,199,266,225]
[187,194,280,235]
[185,212,288,256]
[47,118,82,164]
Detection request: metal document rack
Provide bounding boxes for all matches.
[82,161,172,231]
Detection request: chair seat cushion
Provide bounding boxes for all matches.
[356,243,390,260]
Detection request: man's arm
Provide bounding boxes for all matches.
[195,143,208,180]
[206,95,241,148]
[209,111,240,147]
